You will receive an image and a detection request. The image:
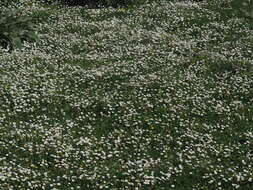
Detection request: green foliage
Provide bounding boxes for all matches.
[0,3,38,51]
[231,0,253,20]
[0,0,19,6]
[0,0,253,189]
[98,0,147,7]
[43,0,147,8]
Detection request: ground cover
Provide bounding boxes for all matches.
[0,0,252,189]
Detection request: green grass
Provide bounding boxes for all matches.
[0,0,253,189]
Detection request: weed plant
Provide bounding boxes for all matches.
[0,0,252,189]
[0,0,38,51]
[41,0,147,8]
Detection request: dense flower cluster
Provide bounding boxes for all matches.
[0,0,252,189]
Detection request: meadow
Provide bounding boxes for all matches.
[0,0,252,189]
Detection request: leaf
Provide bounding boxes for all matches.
[12,37,22,49]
